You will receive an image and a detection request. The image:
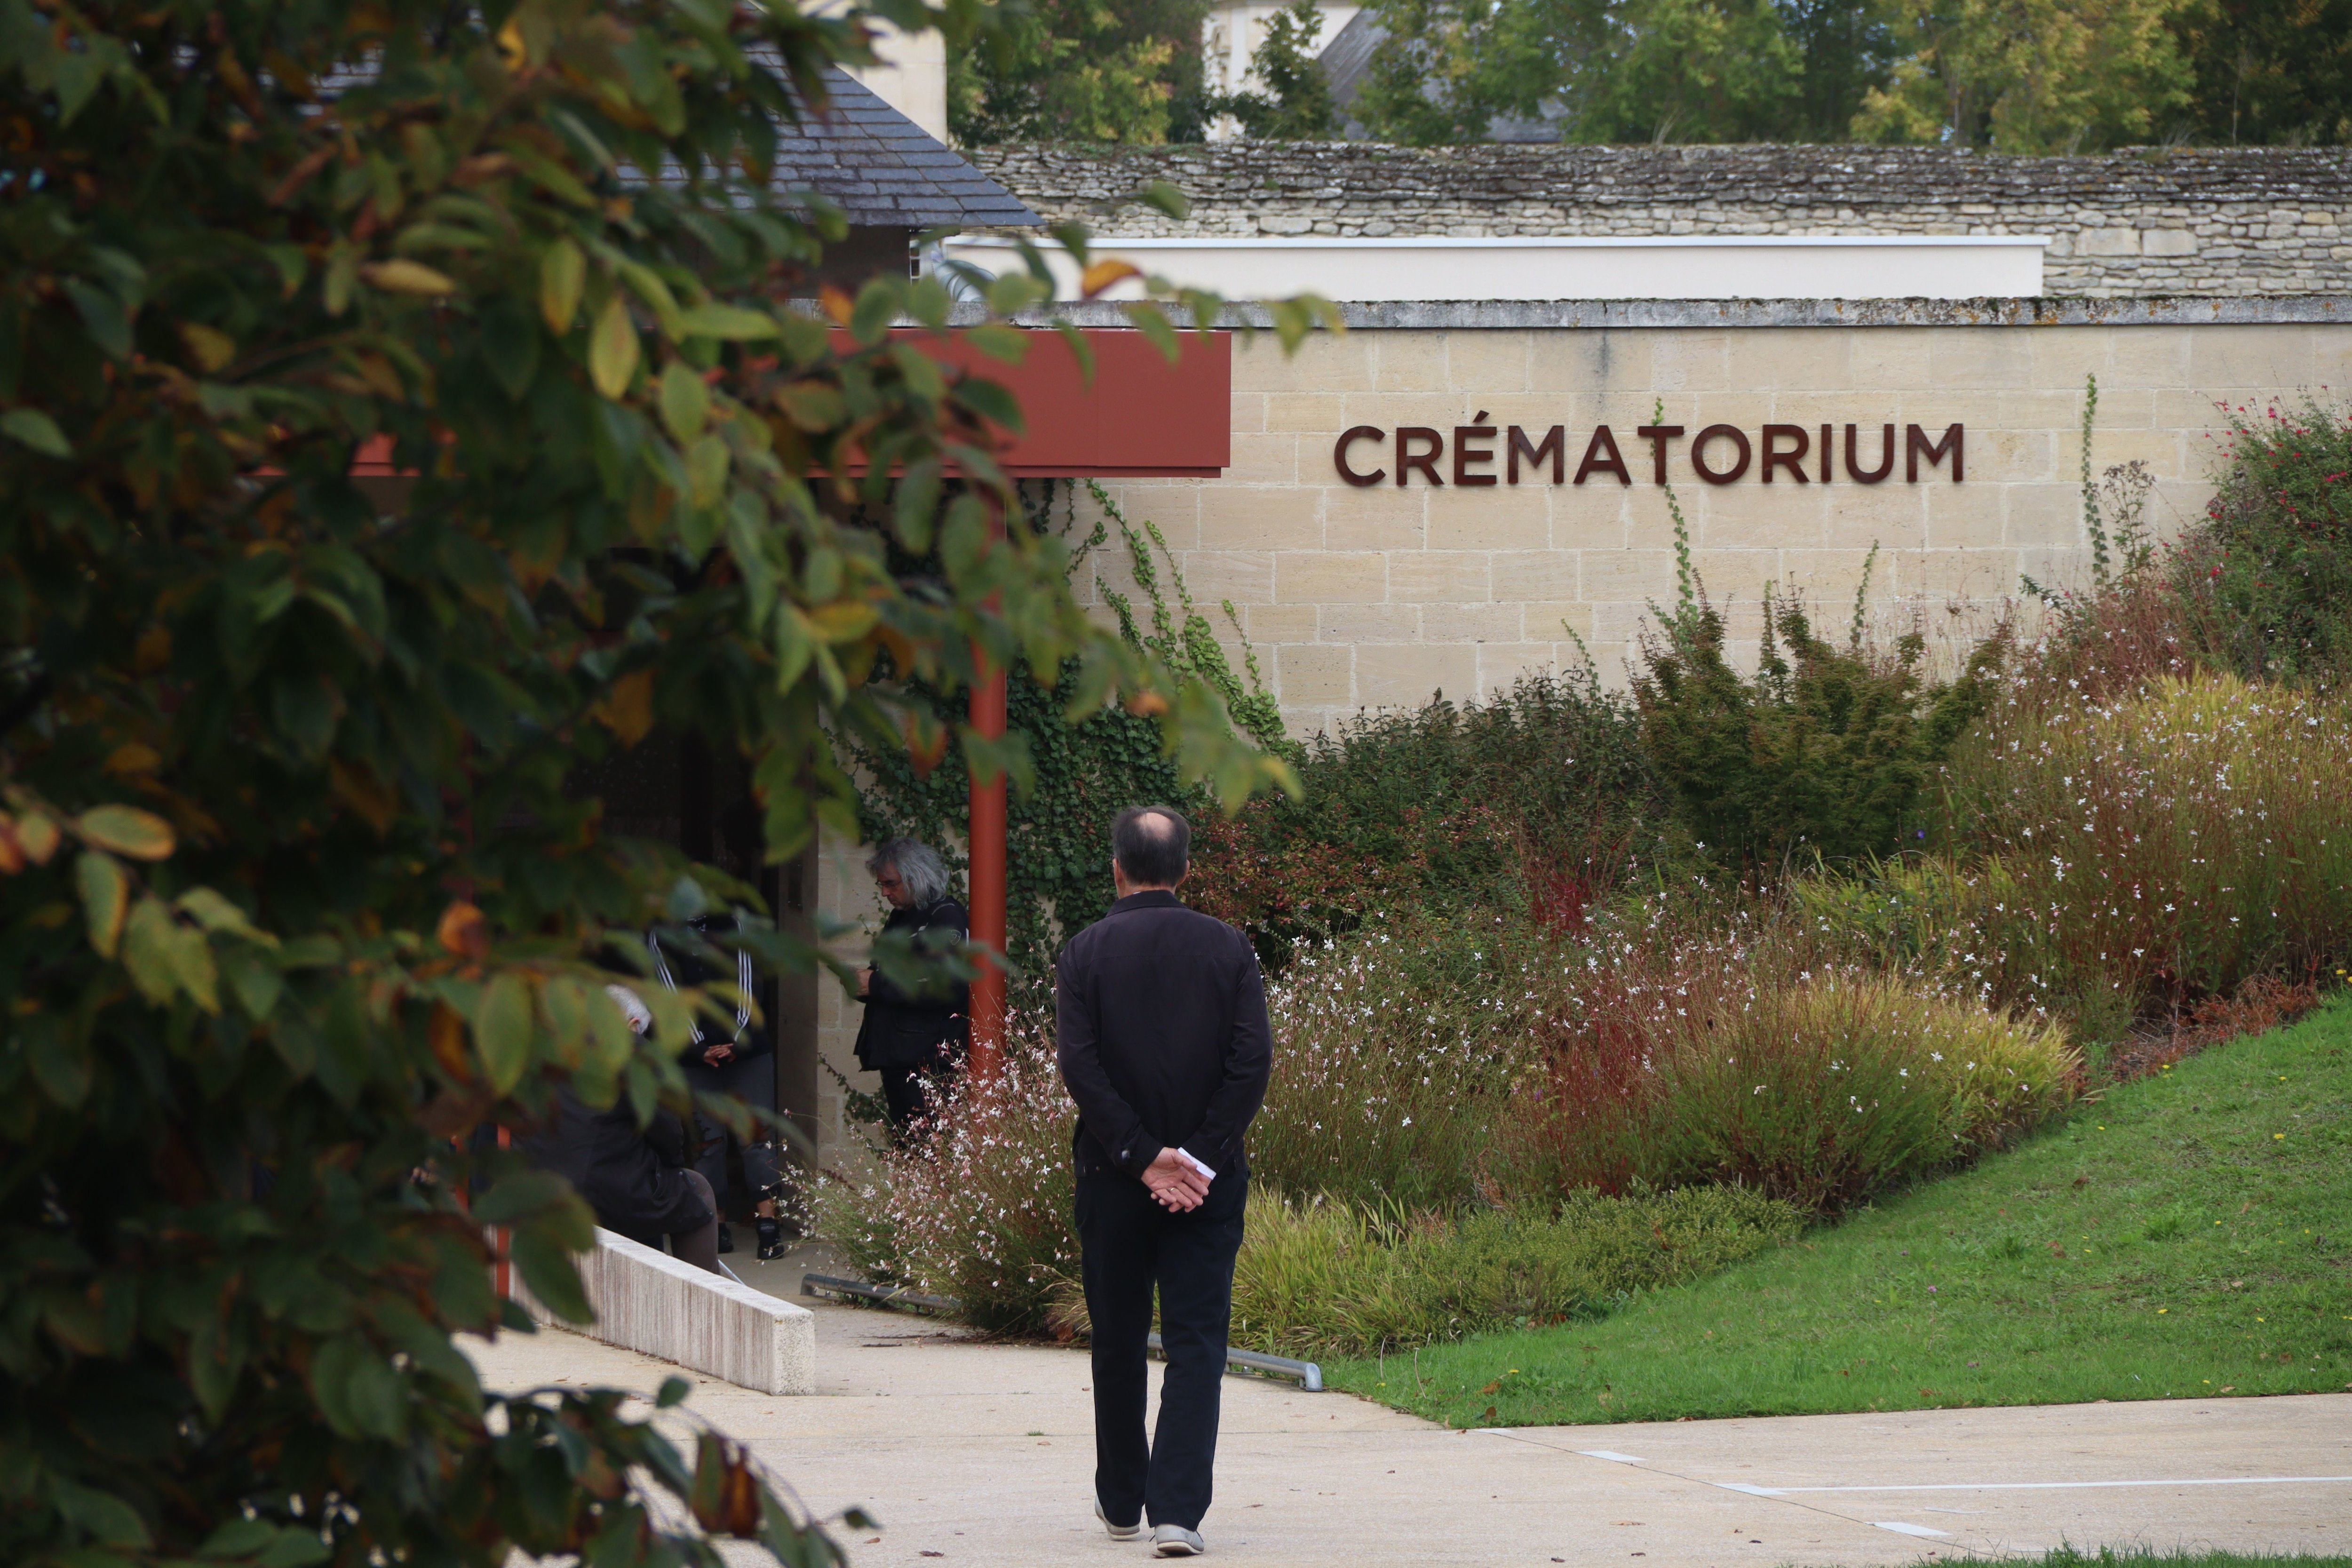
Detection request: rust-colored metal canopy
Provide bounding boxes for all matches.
[348,328,1234,481]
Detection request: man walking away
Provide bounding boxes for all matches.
[1057,805,1272,1558]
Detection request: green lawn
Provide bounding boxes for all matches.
[1847,1553,2352,1568]
[1330,994,2352,1425]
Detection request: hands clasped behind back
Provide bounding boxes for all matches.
[1141,1146,1212,1211]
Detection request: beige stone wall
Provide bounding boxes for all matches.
[1080,320,2352,738]
[810,823,885,1178]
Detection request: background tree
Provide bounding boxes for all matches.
[2173,0,2352,143]
[1854,0,2196,149]
[0,1,1307,1564]
[1212,0,1342,138]
[948,0,1215,143]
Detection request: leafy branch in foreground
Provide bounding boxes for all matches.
[0,0,1317,1563]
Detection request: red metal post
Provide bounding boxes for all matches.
[966,496,1009,1082]
[966,652,1007,1082]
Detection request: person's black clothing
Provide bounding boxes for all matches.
[1056,888,1272,1538]
[877,1062,947,1137]
[1077,1162,1248,1533]
[685,1052,781,1208]
[853,898,970,1071]
[516,1085,712,1249]
[855,898,969,1141]
[1055,890,1273,1179]
[650,920,781,1210]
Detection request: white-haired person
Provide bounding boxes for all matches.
[851,837,969,1144]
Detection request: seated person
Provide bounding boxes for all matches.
[514,985,721,1274]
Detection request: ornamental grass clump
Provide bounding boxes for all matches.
[1220,1185,1803,1360]
[1248,917,1552,1210]
[1500,919,2078,1211]
[1947,669,2352,1011]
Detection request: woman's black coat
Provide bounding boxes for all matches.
[852,899,970,1071]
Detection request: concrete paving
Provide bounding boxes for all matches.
[465,1250,2352,1567]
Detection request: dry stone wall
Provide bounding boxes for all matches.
[969,143,2352,297]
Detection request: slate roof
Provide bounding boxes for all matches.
[770,64,1040,229]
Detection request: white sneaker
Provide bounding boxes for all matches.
[1095,1499,1141,1541]
[1152,1523,1206,1557]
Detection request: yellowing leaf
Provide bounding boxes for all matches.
[329,758,398,836]
[104,742,161,777]
[540,975,590,1066]
[359,258,458,295]
[180,323,237,372]
[540,238,585,334]
[475,972,535,1094]
[177,886,274,946]
[1080,259,1142,299]
[589,293,639,400]
[437,900,488,960]
[591,669,655,746]
[673,302,779,341]
[120,896,181,1005]
[658,360,710,443]
[428,1002,473,1082]
[76,853,128,957]
[16,812,60,865]
[685,433,729,508]
[78,804,175,860]
[805,601,878,644]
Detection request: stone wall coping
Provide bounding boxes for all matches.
[934,295,2352,330]
[958,233,2054,251]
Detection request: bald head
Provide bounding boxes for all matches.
[1112,804,1190,890]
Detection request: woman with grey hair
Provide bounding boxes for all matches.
[852,837,969,1143]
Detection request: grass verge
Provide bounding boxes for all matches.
[1844,1553,2352,1568]
[1330,995,2352,1425]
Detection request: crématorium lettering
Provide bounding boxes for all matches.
[1332,420,1962,487]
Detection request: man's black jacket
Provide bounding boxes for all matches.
[1055,889,1272,1180]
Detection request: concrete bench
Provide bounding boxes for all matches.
[511,1227,815,1396]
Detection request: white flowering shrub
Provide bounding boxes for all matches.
[809,1023,1079,1336]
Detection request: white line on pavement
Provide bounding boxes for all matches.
[1733,1475,2352,1496]
[1874,1522,1954,1538]
[1575,1450,1650,1464]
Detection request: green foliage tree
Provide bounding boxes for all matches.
[1854,0,2195,150]
[948,0,1213,143]
[0,1,1302,1563]
[1353,0,1881,146]
[1573,0,1804,142]
[1212,0,1342,139]
[2173,0,2352,144]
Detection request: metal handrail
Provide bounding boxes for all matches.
[799,1273,1324,1392]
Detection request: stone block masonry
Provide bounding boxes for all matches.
[1067,301,2352,740]
[969,143,2352,298]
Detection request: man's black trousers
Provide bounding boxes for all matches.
[1076,1162,1248,1533]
